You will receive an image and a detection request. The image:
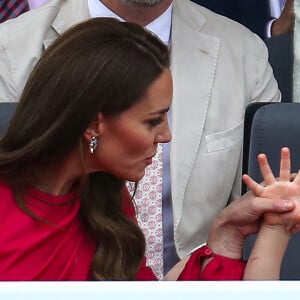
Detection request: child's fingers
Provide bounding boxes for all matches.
[292,170,300,186]
[257,153,276,185]
[290,223,300,234]
[279,147,291,182]
[242,174,264,196]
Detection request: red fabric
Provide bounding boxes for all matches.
[0,182,96,280]
[178,246,246,281]
[136,257,157,280]
[0,182,245,280]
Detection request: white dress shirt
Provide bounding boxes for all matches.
[28,0,50,9]
[88,0,172,45]
[267,0,286,37]
[270,0,285,18]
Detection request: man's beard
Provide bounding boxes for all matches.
[121,0,164,7]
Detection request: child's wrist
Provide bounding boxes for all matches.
[262,221,292,236]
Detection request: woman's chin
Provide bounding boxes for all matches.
[127,171,145,182]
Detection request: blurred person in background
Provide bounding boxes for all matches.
[0,0,49,22]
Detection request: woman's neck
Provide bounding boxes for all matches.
[34,149,83,196]
[35,175,78,196]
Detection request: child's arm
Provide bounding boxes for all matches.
[243,223,290,280]
[243,147,300,280]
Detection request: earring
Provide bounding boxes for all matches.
[89,136,98,154]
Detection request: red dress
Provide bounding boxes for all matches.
[0,182,245,280]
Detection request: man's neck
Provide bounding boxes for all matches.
[100,0,173,26]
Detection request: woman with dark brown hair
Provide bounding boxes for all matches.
[0,17,172,280]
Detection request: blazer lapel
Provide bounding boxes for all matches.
[43,0,90,49]
[170,0,220,222]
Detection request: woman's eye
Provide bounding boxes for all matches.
[148,118,163,127]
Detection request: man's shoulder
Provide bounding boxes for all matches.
[0,0,89,46]
[173,0,261,44]
[0,0,71,102]
[0,0,62,48]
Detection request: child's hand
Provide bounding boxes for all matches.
[243,147,300,231]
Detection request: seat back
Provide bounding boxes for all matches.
[242,102,300,279]
[264,33,293,102]
[0,102,17,137]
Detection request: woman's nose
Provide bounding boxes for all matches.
[156,122,172,144]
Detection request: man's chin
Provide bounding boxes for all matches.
[121,0,164,7]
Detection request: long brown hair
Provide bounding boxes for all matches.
[0,18,170,280]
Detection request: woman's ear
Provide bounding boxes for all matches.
[83,112,104,142]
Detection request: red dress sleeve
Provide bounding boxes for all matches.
[178,246,246,280]
[136,257,158,280]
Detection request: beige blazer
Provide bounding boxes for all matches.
[0,0,280,258]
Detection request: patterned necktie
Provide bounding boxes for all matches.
[128,143,164,279]
[0,0,29,23]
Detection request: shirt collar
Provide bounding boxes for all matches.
[87,0,172,46]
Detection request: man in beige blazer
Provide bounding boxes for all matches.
[0,0,280,275]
